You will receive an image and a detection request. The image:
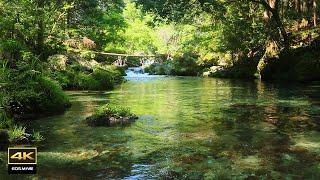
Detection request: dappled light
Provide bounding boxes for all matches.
[1,0,320,178]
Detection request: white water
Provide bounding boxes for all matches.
[125,67,151,78]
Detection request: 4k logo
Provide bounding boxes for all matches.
[8,148,37,174]
[8,148,37,164]
[11,152,35,161]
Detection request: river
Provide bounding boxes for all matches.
[1,76,320,179]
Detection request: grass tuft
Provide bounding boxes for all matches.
[8,125,26,142]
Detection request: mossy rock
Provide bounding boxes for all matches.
[85,104,138,127]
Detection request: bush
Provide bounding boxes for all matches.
[145,52,202,76]
[91,67,116,90]
[1,52,70,119]
[50,64,124,90]
[35,76,70,112]
[50,70,72,89]
[0,91,13,129]
[5,76,70,119]
[80,50,96,59]
[171,52,201,76]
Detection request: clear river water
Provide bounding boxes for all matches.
[1,76,320,179]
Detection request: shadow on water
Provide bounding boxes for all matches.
[1,78,320,179]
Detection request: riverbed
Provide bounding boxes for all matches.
[1,77,320,179]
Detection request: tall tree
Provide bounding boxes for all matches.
[249,0,290,48]
[313,0,318,26]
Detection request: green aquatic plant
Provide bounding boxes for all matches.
[31,131,45,142]
[8,125,26,142]
[86,104,138,127]
[95,104,132,117]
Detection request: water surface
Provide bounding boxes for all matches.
[1,77,320,179]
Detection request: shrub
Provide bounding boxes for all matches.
[171,52,201,76]
[50,64,124,90]
[50,70,72,89]
[80,50,96,59]
[74,72,99,90]
[35,76,70,113]
[91,67,115,90]
[145,52,202,76]
[6,76,70,119]
[3,52,70,116]
[0,91,13,129]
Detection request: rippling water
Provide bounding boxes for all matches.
[1,77,320,179]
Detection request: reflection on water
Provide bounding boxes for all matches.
[1,77,320,179]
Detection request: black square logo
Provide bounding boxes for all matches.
[8,148,37,174]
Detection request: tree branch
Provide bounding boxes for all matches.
[249,0,274,12]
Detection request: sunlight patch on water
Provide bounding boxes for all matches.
[234,155,262,170]
[291,131,320,153]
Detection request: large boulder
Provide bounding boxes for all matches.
[63,37,96,50]
[86,115,138,127]
[48,54,68,70]
[10,133,30,144]
[48,53,100,73]
[78,58,99,70]
[203,66,224,77]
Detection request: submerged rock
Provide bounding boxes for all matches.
[48,54,68,70]
[10,133,31,145]
[86,114,138,127]
[85,104,138,127]
[0,129,29,149]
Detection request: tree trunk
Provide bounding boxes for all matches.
[272,10,289,48]
[36,0,45,60]
[314,0,318,27]
[295,0,301,13]
[250,0,289,49]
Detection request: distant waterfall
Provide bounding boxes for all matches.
[125,67,150,77]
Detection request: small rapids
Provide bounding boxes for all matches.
[124,66,165,80]
[125,67,150,78]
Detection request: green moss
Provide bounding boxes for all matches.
[86,104,138,127]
